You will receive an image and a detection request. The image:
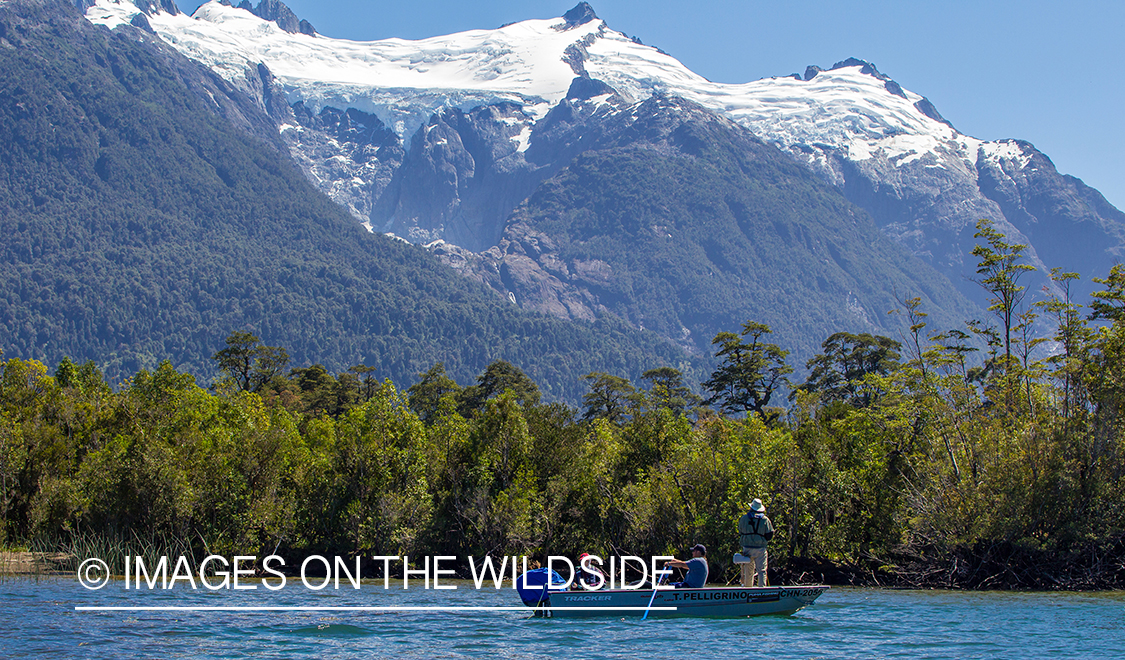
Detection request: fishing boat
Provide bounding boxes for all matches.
[517,570,828,618]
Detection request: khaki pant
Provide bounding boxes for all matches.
[740,547,768,587]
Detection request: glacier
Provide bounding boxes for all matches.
[82,0,1125,308]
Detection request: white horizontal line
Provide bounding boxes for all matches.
[74,611,679,616]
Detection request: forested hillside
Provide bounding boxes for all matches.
[0,0,698,400]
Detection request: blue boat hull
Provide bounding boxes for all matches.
[528,585,829,618]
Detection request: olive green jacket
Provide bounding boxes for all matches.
[738,512,774,549]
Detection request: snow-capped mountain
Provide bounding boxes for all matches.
[88,1,967,187]
[82,0,1125,328]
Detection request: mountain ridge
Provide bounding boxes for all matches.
[460,93,982,358]
[78,0,1123,314]
[0,0,702,399]
[15,0,1117,377]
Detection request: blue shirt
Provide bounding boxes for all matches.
[680,557,708,588]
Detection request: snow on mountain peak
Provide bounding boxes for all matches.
[86,0,618,138]
[980,139,1034,170]
[83,0,995,178]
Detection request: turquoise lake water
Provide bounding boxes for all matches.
[1,576,1122,658]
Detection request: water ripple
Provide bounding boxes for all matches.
[2,579,1123,659]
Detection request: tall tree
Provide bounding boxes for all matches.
[408,362,462,423]
[1037,269,1090,421]
[702,321,792,421]
[971,219,1035,405]
[349,365,380,403]
[211,331,290,393]
[460,360,540,415]
[581,372,635,423]
[1087,265,1125,450]
[641,366,701,415]
[799,332,902,407]
[891,295,930,379]
[290,364,345,416]
[1090,264,1125,323]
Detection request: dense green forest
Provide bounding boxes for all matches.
[0,0,698,400]
[3,236,1122,589]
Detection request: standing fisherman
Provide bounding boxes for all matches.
[737,498,774,586]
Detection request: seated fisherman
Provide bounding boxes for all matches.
[575,552,607,589]
[664,544,709,589]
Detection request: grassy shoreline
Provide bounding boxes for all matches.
[0,551,72,575]
[6,542,1121,591]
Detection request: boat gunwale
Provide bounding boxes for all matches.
[526,584,830,618]
[547,584,830,596]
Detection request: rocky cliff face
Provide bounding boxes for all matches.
[419,94,983,358]
[974,141,1125,273]
[243,0,316,35]
[280,103,402,227]
[370,102,545,250]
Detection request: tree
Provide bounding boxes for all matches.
[54,357,109,396]
[971,219,1035,404]
[408,363,462,424]
[640,367,701,415]
[349,365,380,403]
[211,331,290,392]
[1037,269,1091,421]
[1090,264,1125,323]
[460,360,540,415]
[1012,308,1048,414]
[890,294,930,379]
[581,372,635,423]
[799,332,902,407]
[702,321,792,421]
[290,364,344,416]
[1087,265,1125,450]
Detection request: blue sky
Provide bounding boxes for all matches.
[181,1,1125,212]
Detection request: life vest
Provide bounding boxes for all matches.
[739,512,774,549]
[577,566,605,589]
